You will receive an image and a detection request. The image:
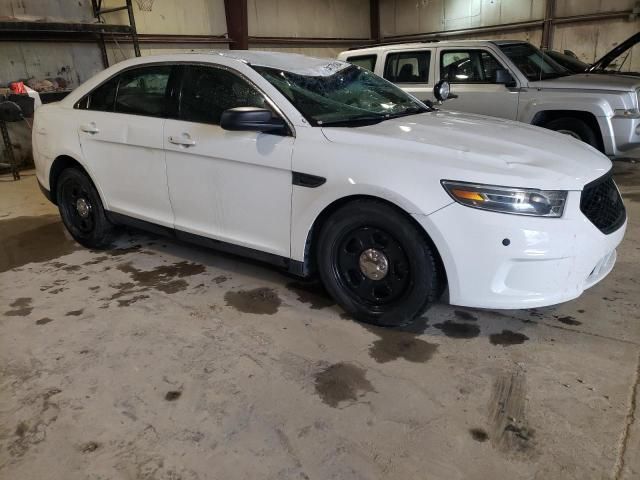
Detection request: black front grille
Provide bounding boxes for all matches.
[580,173,626,234]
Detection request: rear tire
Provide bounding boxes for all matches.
[544,117,600,150]
[56,168,114,249]
[317,200,440,327]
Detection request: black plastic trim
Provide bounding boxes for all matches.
[105,211,308,277]
[37,178,54,204]
[292,172,326,188]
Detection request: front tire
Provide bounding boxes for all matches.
[56,168,114,249]
[317,200,440,327]
[544,117,601,150]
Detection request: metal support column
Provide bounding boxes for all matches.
[541,0,556,49]
[370,0,382,43]
[224,0,248,50]
[126,0,141,57]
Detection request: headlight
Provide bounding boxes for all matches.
[441,180,567,217]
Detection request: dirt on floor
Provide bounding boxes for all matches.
[1,165,639,480]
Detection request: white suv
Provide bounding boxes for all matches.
[338,40,640,157]
[33,52,626,326]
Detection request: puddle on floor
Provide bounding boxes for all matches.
[0,215,79,273]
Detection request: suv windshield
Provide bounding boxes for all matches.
[499,42,569,81]
[253,64,429,126]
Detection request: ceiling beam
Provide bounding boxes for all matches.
[224,0,248,50]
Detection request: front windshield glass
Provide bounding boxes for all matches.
[253,64,429,126]
[499,43,569,81]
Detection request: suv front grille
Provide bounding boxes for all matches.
[580,173,626,234]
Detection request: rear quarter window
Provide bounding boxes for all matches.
[346,54,377,72]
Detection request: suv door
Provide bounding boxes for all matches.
[438,48,519,119]
[382,49,434,102]
[164,64,294,257]
[74,64,177,226]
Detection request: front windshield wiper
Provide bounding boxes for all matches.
[319,115,388,127]
[319,106,429,127]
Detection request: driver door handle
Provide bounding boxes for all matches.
[80,123,99,134]
[168,135,197,147]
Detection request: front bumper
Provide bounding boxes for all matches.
[414,191,626,309]
[609,114,640,156]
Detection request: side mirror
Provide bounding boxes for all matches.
[220,107,288,134]
[433,79,451,103]
[495,69,516,87]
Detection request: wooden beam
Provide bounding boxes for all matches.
[370,0,381,43]
[224,0,248,50]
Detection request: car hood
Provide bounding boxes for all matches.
[321,110,611,191]
[530,73,640,91]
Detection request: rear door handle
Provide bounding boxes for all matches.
[80,122,99,134]
[168,134,197,147]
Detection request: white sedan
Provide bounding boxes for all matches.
[33,51,627,326]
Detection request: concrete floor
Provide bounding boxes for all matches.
[1,164,639,480]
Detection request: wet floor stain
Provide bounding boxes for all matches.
[362,317,437,363]
[286,281,336,310]
[454,310,477,321]
[107,245,142,256]
[555,315,582,326]
[65,309,84,317]
[83,256,109,266]
[489,330,529,346]
[5,297,33,316]
[117,294,150,307]
[165,390,182,401]
[314,362,374,408]
[433,320,480,339]
[35,317,54,325]
[224,287,281,315]
[369,333,438,363]
[79,441,100,453]
[117,260,205,294]
[0,215,79,273]
[469,428,489,442]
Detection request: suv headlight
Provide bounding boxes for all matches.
[441,180,567,217]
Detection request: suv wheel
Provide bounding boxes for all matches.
[317,200,440,327]
[544,117,600,150]
[56,168,114,249]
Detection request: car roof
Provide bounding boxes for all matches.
[110,50,351,77]
[343,39,527,54]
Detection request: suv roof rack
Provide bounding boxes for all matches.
[347,39,440,51]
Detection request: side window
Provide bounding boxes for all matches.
[440,50,504,83]
[114,65,172,117]
[346,55,377,71]
[82,77,118,111]
[180,66,268,125]
[384,51,431,83]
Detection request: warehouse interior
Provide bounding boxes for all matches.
[1,1,640,479]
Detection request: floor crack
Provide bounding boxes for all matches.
[613,349,640,480]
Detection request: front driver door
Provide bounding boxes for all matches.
[438,48,519,120]
[164,64,294,257]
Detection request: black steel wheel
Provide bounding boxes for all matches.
[317,200,441,327]
[56,168,114,249]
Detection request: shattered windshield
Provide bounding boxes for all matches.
[499,42,569,81]
[253,64,429,126]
